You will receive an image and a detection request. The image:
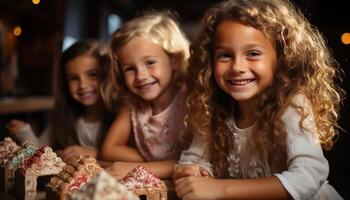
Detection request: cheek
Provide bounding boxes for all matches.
[214,65,224,84]
[257,64,275,84]
[92,79,101,87]
[67,82,77,93]
[159,67,173,81]
[123,74,135,88]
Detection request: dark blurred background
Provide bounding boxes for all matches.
[0,0,349,198]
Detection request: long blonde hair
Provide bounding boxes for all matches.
[102,10,190,111]
[186,0,344,177]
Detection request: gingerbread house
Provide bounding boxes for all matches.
[69,170,139,200]
[0,137,20,192]
[46,155,102,200]
[120,165,167,200]
[7,142,36,171]
[16,146,65,200]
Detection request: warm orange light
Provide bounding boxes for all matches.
[13,26,22,36]
[32,0,40,5]
[341,33,350,45]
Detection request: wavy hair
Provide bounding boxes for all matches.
[50,40,114,150]
[186,0,344,177]
[102,10,190,111]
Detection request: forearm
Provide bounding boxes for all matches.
[219,176,290,199]
[141,160,177,179]
[101,145,144,162]
[14,124,51,147]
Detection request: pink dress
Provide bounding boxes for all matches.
[130,91,188,161]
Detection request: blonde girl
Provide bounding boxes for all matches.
[173,0,344,199]
[101,11,190,179]
[7,40,114,161]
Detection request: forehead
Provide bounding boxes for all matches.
[117,36,167,62]
[214,20,273,48]
[65,55,99,74]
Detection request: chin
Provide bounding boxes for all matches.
[81,99,99,107]
[140,95,158,102]
[229,93,255,102]
[138,91,160,101]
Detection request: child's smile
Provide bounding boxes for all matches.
[118,36,176,109]
[226,78,256,92]
[65,55,102,107]
[213,20,277,104]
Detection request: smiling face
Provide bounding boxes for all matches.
[65,55,102,107]
[117,36,175,107]
[213,20,277,106]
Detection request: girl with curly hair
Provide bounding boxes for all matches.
[100,10,191,179]
[173,0,344,199]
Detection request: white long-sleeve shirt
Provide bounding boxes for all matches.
[178,97,342,200]
[13,117,101,149]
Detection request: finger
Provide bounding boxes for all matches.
[173,170,185,181]
[106,168,117,176]
[174,168,196,180]
[6,122,17,129]
[200,168,210,177]
[7,120,18,126]
[175,177,191,197]
[184,168,200,176]
[176,184,193,199]
[105,167,113,173]
[106,167,122,179]
[115,174,124,180]
[61,151,77,161]
[62,146,77,155]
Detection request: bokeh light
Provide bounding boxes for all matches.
[32,0,40,5]
[13,26,22,36]
[341,32,350,45]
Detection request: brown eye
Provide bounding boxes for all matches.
[216,52,231,61]
[145,59,156,66]
[247,51,261,57]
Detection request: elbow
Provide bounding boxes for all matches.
[100,142,112,161]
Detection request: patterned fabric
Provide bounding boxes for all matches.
[225,118,270,178]
[130,91,187,161]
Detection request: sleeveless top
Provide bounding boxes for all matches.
[130,91,187,161]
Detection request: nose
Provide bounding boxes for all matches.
[136,67,148,81]
[231,58,246,73]
[79,76,90,89]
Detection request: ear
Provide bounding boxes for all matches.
[170,52,184,70]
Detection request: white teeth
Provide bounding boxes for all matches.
[230,79,253,85]
[138,81,156,88]
[80,91,95,97]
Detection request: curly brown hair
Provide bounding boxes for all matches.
[186,0,344,177]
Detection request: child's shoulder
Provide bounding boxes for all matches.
[281,94,316,136]
[282,94,310,117]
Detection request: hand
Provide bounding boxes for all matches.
[60,145,97,161]
[173,164,210,181]
[175,176,223,200]
[105,162,139,180]
[6,119,27,135]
